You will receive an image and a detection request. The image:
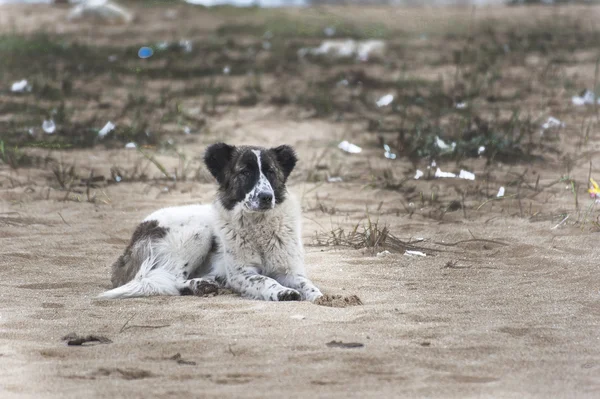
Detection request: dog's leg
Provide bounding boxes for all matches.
[228,267,301,301]
[278,274,323,302]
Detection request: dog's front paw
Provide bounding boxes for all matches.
[190,279,219,296]
[277,289,301,301]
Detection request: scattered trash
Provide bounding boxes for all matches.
[589,178,599,198]
[337,79,349,87]
[262,41,271,50]
[458,170,475,180]
[223,65,231,75]
[478,146,485,155]
[179,40,193,53]
[156,41,169,50]
[541,117,565,131]
[376,250,391,257]
[338,140,362,154]
[434,168,475,180]
[10,79,31,93]
[184,0,308,6]
[434,168,455,178]
[414,169,424,180]
[572,90,600,106]
[497,186,505,198]
[326,340,364,348]
[299,40,386,62]
[68,0,134,24]
[383,144,397,159]
[404,250,426,257]
[42,120,56,134]
[290,314,306,320]
[327,176,343,183]
[435,136,456,152]
[125,142,137,149]
[108,54,118,62]
[455,102,467,109]
[98,121,115,138]
[183,126,191,135]
[324,26,336,37]
[138,46,154,59]
[376,94,394,107]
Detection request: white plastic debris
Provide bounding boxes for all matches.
[404,250,426,257]
[458,170,475,180]
[298,39,385,62]
[179,40,193,53]
[223,65,231,75]
[11,79,31,93]
[108,54,118,62]
[376,94,394,107]
[383,144,397,159]
[572,90,600,106]
[290,314,306,320]
[327,176,343,183]
[338,140,362,154]
[183,126,191,135]
[414,169,424,180]
[455,102,467,109]
[262,41,271,50]
[478,146,485,155]
[68,0,134,24]
[376,250,391,257]
[541,117,565,130]
[98,121,115,138]
[497,186,505,198]
[434,167,456,178]
[42,120,56,134]
[435,136,456,152]
[125,142,137,149]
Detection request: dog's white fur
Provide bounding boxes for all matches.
[99,149,322,302]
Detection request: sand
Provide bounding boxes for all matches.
[1,3,600,398]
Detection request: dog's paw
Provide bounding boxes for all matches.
[277,289,301,301]
[191,279,219,296]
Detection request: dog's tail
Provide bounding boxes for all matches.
[97,252,181,300]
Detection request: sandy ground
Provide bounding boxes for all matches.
[1,3,600,398]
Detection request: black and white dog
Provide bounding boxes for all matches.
[99,143,323,302]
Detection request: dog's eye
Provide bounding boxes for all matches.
[241,169,253,177]
[265,169,275,177]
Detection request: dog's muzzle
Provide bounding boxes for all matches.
[245,174,275,212]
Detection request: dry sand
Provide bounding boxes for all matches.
[1,3,600,398]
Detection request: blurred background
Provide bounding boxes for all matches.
[1,0,599,228]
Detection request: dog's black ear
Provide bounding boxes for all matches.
[270,145,297,181]
[204,143,235,184]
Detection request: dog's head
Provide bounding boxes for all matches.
[204,143,297,212]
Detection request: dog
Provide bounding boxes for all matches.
[98,143,323,302]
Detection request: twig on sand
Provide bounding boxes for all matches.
[62,333,112,346]
[57,212,70,226]
[551,215,569,230]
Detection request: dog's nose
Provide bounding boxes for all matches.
[258,192,273,205]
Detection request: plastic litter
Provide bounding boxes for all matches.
[376,94,394,107]
[497,186,505,198]
[42,120,56,134]
[327,176,343,183]
[383,144,397,159]
[414,170,424,180]
[435,136,456,152]
[458,170,475,180]
[434,168,455,178]
[455,102,467,109]
[179,40,193,53]
[572,90,600,106]
[223,65,231,75]
[338,140,362,154]
[290,314,306,320]
[589,178,599,199]
[376,250,391,257]
[125,142,137,149]
[68,0,134,24]
[11,79,31,93]
[404,250,426,257]
[298,39,385,62]
[138,47,154,59]
[324,26,336,37]
[541,117,565,130]
[98,121,115,138]
[478,146,485,155]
